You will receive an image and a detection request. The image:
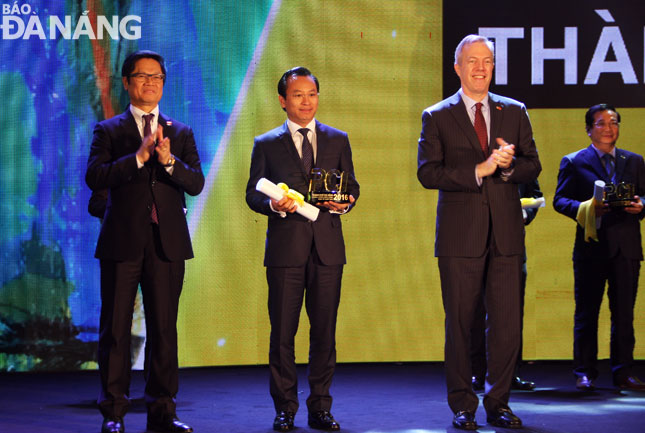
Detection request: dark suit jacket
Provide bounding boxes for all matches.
[88,188,108,219]
[86,109,204,262]
[553,145,645,260]
[246,120,359,267]
[417,92,542,257]
[520,179,542,226]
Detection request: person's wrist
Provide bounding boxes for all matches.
[163,154,176,167]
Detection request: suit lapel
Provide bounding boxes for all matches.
[447,93,483,156]
[158,113,171,135]
[315,120,327,167]
[117,110,144,159]
[583,145,609,181]
[614,148,627,183]
[278,121,308,178]
[488,93,505,152]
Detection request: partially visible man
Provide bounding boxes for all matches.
[88,188,108,221]
[417,35,541,430]
[471,180,542,392]
[246,67,359,432]
[553,104,645,392]
[86,50,204,433]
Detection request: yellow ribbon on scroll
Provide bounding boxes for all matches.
[520,197,540,207]
[277,183,305,207]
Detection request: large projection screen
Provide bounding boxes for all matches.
[0,0,643,371]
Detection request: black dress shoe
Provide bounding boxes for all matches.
[512,376,535,390]
[487,408,522,429]
[273,411,295,432]
[616,376,645,391]
[452,411,477,430]
[102,416,124,433]
[146,415,193,432]
[471,376,484,391]
[576,375,595,391]
[308,410,340,431]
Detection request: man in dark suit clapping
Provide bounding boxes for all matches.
[246,67,359,432]
[417,35,541,430]
[86,50,203,433]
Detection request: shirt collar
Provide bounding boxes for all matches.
[459,88,489,111]
[590,143,616,158]
[286,118,316,136]
[129,104,160,122]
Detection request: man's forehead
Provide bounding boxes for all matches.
[287,75,316,91]
[463,42,493,56]
[596,110,617,118]
[133,58,162,71]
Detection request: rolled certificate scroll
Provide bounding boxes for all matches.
[520,197,546,209]
[594,180,605,229]
[593,179,605,202]
[256,178,320,221]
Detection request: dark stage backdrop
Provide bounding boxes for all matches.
[0,0,643,371]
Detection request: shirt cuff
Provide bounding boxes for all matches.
[269,200,287,218]
[475,167,482,186]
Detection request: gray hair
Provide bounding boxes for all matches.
[454,34,494,65]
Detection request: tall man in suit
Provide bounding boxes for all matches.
[417,35,541,430]
[86,50,204,433]
[471,180,543,392]
[246,67,359,432]
[553,104,645,391]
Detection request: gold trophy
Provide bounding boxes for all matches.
[308,168,350,203]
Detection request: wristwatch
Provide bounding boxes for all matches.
[163,155,176,167]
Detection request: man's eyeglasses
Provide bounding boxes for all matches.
[593,120,619,129]
[129,73,165,83]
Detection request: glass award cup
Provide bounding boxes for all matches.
[603,182,635,207]
[308,168,350,203]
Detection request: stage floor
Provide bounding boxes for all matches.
[1,361,643,432]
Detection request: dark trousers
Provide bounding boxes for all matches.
[97,224,185,418]
[438,247,522,415]
[266,246,343,414]
[572,254,639,383]
[471,254,528,380]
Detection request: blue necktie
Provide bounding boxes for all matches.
[602,153,615,183]
[299,128,313,176]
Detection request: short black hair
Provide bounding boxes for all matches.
[585,103,621,131]
[277,66,319,99]
[121,50,166,83]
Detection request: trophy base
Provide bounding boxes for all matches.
[605,199,633,208]
[310,192,350,203]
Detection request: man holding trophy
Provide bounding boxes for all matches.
[246,67,359,431]
[554,103,645,391]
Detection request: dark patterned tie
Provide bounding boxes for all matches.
[474,102,488,156]
[602,153,615,183]
[143,113,159,224]
[299,128,313,176]
[143,113,154,137]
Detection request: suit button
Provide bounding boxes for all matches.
[151,180,156,186]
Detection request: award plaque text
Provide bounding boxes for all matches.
[603,182,636,207]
